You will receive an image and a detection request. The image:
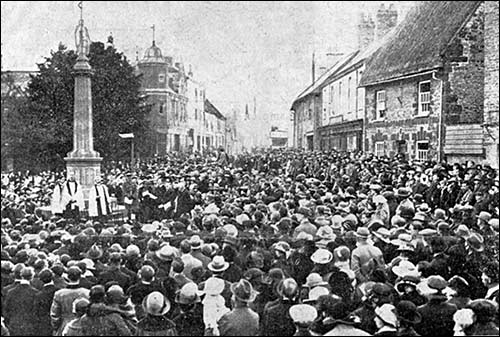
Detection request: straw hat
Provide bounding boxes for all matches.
[208,255,230,273]
[304,273,328,288]
[392,260,418,278]
[310,248,333,264]
[175,282,202,304]
[142,291,171,316]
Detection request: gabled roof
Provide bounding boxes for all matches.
[360,1,482,86]
[205,99,226,120]
[292,51,359,106]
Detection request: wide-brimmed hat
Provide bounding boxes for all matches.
[396,300,422,325]
[143,291,171,316]
[202,277,225,295]
[372,227,391,243]
[466,233,484,252]
[208,255,230,272]
[375,304,398,328]
[355,227,370,239]
[390,233,413,247]
[467,299,498,322]
[83,244,103,260]
[189,235,203,250]
[392,260,418,278]
[303,286,330,304]
[454,224,471,238]
[230,279,258,303]
[315,226,336,242]
[396,187,412,198]
[310,248,333,264]
[175,282,202,304]
[156,245,177,261]
[304,273,328,288]
[395,274,421,292]
[417,203,431,214]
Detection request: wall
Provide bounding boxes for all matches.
[443,3,485,125]
[484,0,499,168]
[365,74,442,160]
[321,65,365,126]
[293,94,318,150]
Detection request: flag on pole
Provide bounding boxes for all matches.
[119,133,134,139]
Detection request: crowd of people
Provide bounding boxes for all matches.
[1,148,499,336]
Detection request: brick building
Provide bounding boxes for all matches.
[360,1,487,163]
[136,39,227,155]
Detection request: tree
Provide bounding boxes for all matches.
[15,42,151,171]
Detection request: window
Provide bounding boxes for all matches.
[158,73,165,83]
[195,108,198,120]
[159,103,165,114]
[418,81,431,116]
[338,82,342,113]
[347,77,352,113]
[195,88,198,100]
[375,141,385,157]
[416,141,429,161]
[376,90,386,120]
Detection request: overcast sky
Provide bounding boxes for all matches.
[1,1,415,119]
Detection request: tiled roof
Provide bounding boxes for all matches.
[360,1,482,86]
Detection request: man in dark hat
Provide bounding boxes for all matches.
[33,269,59,336]
[396,300,421,336]
[261,278,298,336]
[415,275,457,336]
[218,279,259,336]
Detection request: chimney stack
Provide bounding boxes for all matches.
[357,12,375,51]
[375,3,398,41]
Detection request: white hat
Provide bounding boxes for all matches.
[202,277,225,295]
[392,260,419,278]
[375,304,398,328]
[304,286,330,303]
[208,255,230,273]
[310,248,333,264]
[289,304,318,324]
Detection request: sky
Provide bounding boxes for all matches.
[1,1,415,122]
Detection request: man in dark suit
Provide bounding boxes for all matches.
[3,266,39,336]
[416,276,457,337]
[33,269,59,336]
[260,278,298,336]
[126,265,164,320]
[97,252,131,291]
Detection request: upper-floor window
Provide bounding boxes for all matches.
[418,81,431,116]
[195,108,198,120]
[347,77,352,113]
[158,73,165,83]
[376,90,386,120]
[338,82,342,113]
[195,88,198,100]
[159,103,165,114]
